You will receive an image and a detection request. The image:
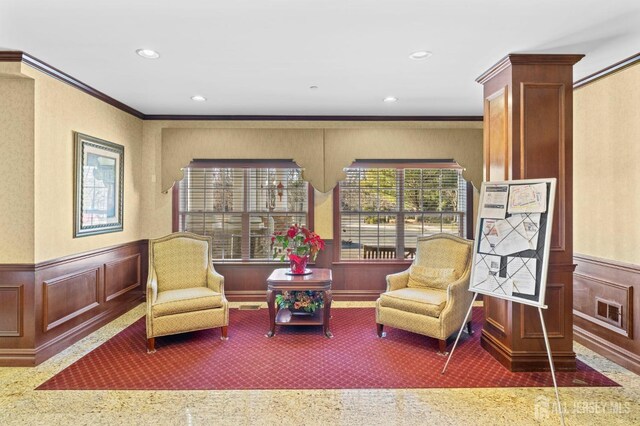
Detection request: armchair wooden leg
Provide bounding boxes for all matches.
[466,321,473,335]
[438,339,447,354]
[221,326,228,340]
[147,338,156,354]
[376,323,385,338]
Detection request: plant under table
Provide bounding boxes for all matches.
[265,268,333,338]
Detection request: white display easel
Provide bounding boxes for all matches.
[442,178,565,426]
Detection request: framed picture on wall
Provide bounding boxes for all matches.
[74,132,124,237]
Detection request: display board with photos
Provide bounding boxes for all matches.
[469,178,556,308]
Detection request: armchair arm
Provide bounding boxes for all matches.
[444,272,471,304]
[146,268,158,305]
[385,269,411,292]
[207,267,225,294]
[146,268,158,338]
[439,269,474,337]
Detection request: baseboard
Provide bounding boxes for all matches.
[226,291,266,302]
[0,295,143,367]
[481,330,577,372]
[574,325,640,375]
[332,290,381,301]
[0,348,37,367]
[34,295,143,365]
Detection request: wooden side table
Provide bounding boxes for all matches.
[266,268,333,338]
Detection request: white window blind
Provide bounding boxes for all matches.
[339,166,468,260]
[176,166,309,261]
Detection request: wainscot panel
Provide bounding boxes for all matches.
[0,240,147,366]
[573,253,640,374]
[220,240,412,302]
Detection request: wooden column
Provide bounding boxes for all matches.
[476,54,583,371]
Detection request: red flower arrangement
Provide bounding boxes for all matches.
[271,224,325,263]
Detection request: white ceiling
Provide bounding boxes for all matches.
[1,0,639,116]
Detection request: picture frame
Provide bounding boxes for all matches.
[74,132,124,237]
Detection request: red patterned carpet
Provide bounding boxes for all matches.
[37,308,618,390]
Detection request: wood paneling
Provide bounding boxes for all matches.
[477,53,583,372]
[576,289,632,337]
[0,285,23,337]
[484,87,509,181]
[573,254,640,374]
[521,283,565,339]
[520,83,566,251]
[221,240,412,302]
[105,254,141,302]
[484,296,507,334]
[42,268,100,332]
[0,240,147,366]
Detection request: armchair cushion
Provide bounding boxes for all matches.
[153,237,209,291]
[153,287,224,318]
[406,238,471,290]
[407,266,456,289]
[379,287,447,318]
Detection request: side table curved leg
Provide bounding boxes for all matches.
[266,288,276,337]
[324,289,333,338]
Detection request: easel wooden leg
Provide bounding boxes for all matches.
[538,306,565,426]
[442,292,478,374]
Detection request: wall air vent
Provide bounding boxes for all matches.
[595,297,623,328]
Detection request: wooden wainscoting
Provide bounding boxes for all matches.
[220,240,412,302]
[0,240,147,366]
[573,253,640,374]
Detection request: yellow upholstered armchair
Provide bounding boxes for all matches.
[146,232,228,353]
[375,233,474,353]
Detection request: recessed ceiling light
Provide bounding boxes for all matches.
[409,50,432,60]
[191,95,207,102]
[136,48,160,59]
[383,96,398,103]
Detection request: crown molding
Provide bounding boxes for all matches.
[144,114,484,121]
[0,51,23,61]
[477,53,585,84]
[7,50,636,121]
[573,52,640,89]
[0,51,145,118]
[0,50,482,122]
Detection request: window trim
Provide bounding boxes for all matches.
[332,161,473,264]
[172,160,314,263]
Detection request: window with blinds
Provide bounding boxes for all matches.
[175,165,309,261]
[338,165,468,261]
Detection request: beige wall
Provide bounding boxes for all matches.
[0,64,145,263]
[0,67,35,263]
[1,61,482,263]
[142,120,482,240]
[5,53,636,269]
[574,62,640,264]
